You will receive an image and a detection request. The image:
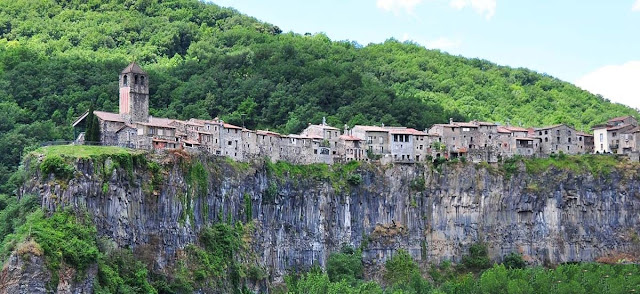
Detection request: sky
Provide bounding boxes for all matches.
[211,0,640,110]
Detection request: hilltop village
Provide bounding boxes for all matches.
[73,63,640,164]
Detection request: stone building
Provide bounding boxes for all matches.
[532,124,580,155]
[593,116,638,154]
[350,125,390,159]
[73,61,613,165]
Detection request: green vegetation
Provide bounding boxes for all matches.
[524,154,621,177]
[265,160,362,191]
[39,154,75,180]
[0,193,256,293]
[326,246,363,286]
[33,145,140,159]
[0,0,637,193]
[282,246,640,294]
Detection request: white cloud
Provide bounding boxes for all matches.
[633,0,640,11]
[449,0,496,20]
[376,0,424,14]
[426,37,462,50]
[575,61,640,110]
[401,34,462,51]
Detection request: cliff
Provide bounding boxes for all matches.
[12,147,640,291]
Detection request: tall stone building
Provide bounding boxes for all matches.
[119,62,149,123]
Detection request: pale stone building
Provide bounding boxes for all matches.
[593,116,638,154]
[532,124,580,155]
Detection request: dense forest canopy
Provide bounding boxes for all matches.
[0,0,638,192]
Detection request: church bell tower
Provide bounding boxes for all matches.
[119,62,149,123]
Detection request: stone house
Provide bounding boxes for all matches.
[338,135,365,162]
[300,119,341,157]
[532,124,580,155]
[387,127,427,162]
[577,132,594,154]
[592,116,638,154]
[256,130,282,162]
[220,122,244,161]
[350,125,390,159]
[496,126,539,157]
[136,117,179,150]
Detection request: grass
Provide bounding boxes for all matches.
[32,145,142,159]
[265,160,363,192]
[523,154,622,177]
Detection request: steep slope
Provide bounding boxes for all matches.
[0,0,637,191]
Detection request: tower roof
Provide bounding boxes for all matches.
[121,62,146,74]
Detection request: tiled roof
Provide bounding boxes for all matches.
[503,126,529,132]
[577,132,593,137]
[352,125,389,132]
[257,130,281,137]
[94,111,124,123]
[497,127,512,134]
[608,116,633,122]
[223,123,242,129]
[121,62,146,74]
[388,128,427,135]
[147,116,177,128]
[453,122,479,128]
[534,124,565,130]
[339,135,362,141]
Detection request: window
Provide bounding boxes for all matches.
[568,138,572,143]
[545,137,548,142]
[140,76,145,85]
[228,141,232,145]
[134,75,139,85]
[556,130,560,135]
[568,130,571,136]
[612,132,617,137]
[600,133,603,141]
[545,130,548,135]
[538,131,542,136]
[579,137,582,141]
[123,75,128,86]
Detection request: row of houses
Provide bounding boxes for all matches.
[73,62,638,165]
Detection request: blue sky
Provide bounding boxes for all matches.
[211,0,640,109]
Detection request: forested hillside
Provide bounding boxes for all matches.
[0,0,637,192]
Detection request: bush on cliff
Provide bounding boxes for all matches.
[327,246,363,285]
[39,155,75,180]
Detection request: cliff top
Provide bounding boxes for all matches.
[32,145,144,159]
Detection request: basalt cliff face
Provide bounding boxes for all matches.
[14,153,640,291]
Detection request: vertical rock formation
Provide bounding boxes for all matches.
[19,154,640,282]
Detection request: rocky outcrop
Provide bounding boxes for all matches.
[0,242,97,294]
[19,154,640,282]
[0,252,50,294]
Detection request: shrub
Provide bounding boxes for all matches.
[40,155,74,180]
[384,249,420,285]
[503,252,526,269]
[326,246,363,285]
[462,243,491,271]
[346,174,362,186]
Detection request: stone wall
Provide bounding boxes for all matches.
[20,154,640,282]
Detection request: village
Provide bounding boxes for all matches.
[73,63,640,164]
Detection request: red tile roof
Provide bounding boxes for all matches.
[388,128,427,135]
[94,111,125,123]
[339,135,362,141]
[257,130,281,137]
[223,123,242,129]
[352,125,389,132]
